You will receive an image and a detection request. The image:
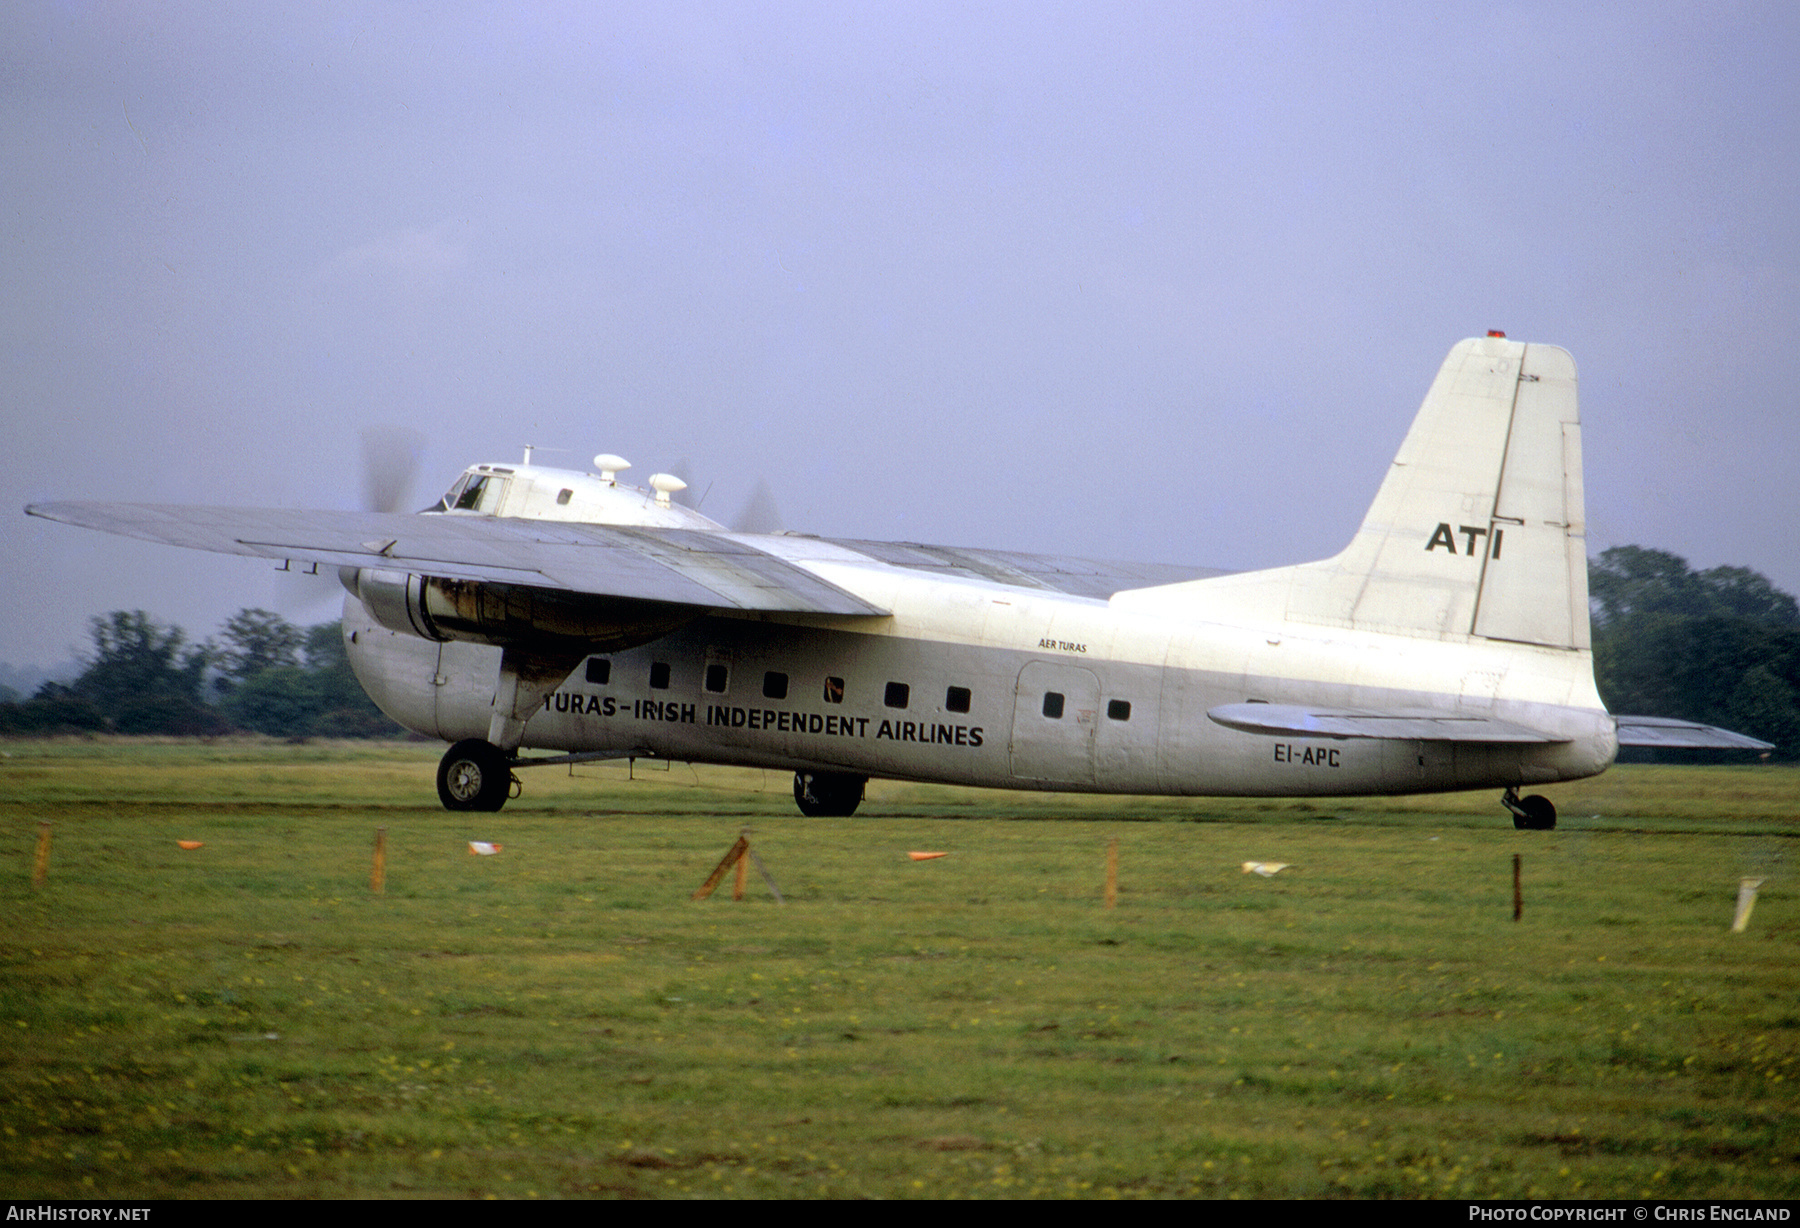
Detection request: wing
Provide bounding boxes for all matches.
[819,537,1225,599]
[25,503,887,616]
[1612,715,1774,751]
[1207,702,1569,743]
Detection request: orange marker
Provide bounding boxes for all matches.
[177,841,204,851]
[908,851,948,861]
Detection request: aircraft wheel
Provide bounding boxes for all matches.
[793,770,866,818]
[437,739,512,812]
[1517,794,1557,831]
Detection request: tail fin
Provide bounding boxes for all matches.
[1114,336,1590,649]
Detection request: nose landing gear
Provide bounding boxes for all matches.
[1501,787,1556,830]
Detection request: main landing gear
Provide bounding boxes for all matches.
[437,739,517,812]
[1501,787,1556,831]
[438,645,582,813]
[793,770,866,818]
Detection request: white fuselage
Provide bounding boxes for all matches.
[343,549,1615,799]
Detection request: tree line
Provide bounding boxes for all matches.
[0,609,399,739]
[2,547,1796,756]
[1589,546,1798,760]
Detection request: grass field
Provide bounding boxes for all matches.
[1,738,1795,1199]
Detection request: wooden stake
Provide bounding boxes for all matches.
[1732,877,1766,933]
[693,832,785,903]
[693,835,750,901]
[1512,853,1522,922]
[1104,837,1118,910]
[371,826,387,894]
[32,821,51,888]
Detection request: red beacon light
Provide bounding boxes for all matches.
[1487,330,1507,338]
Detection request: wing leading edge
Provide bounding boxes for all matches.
[25,503,887,617]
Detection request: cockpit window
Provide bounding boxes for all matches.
[433,474,471,511]
[453,475,489,511]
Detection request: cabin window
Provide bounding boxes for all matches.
[1042,692,1065,719]
[585,658,611,685]
[885,682,910,709]
[649,662,671,690]
[763,671,789,700]
[945,686,971,714]
[1107,699,1131,721]
[704,664,729,693]
[556,488,574,505]
[823,676,845,704]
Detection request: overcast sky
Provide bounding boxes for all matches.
[4,2,1797,670]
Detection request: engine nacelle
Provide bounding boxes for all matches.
[343,567,699,653]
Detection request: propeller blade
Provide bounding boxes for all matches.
[360,427,426,514]
[730,478,783,534]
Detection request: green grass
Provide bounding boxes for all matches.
[1,738,1795,1198]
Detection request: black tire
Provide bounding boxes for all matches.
[1518,794,1556,831]
[437,739,512,812]
[793,770,866,818]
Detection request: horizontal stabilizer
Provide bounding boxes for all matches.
[1613,716,1774,751]
[1207,702,1567,744]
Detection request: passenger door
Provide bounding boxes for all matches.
[1009,661,1100,785]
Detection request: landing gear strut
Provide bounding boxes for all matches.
[438,739,515,812]
[441,646,581,813]
[793,770,866,818]
[1501,787,1556,831]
